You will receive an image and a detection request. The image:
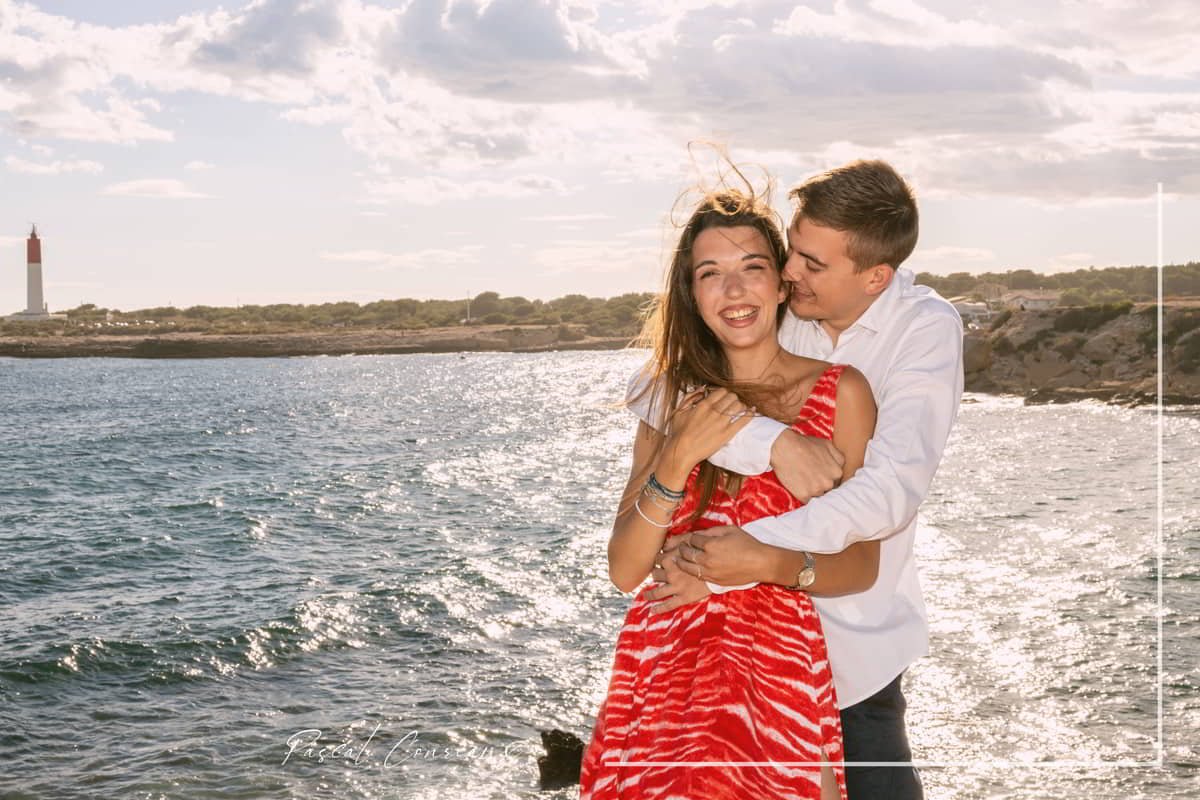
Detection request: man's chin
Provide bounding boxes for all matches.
[788,299,822,320]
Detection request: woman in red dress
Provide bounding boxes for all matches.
[580,187,880,800]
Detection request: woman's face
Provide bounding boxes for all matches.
[690,225,786,353]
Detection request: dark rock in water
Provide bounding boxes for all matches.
[537,729,584,790]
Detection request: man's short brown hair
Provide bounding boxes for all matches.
[789,159,918,272]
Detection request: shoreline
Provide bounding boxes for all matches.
[0,325,630,360]
[2,320,1197,407]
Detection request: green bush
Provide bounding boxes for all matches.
[1052,302,1133,333]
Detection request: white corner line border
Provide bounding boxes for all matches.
[1155,181,1165,770]
[605,760,1160,769]
[605,184,1170,773]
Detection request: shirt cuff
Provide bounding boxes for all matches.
[707,416,788,475]
[705,580,758,594]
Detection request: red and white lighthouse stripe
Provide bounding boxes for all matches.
[26,224,45,314]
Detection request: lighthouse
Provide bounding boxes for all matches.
[8,224,63,321]
[26,225,45,315]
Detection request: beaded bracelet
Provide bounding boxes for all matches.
[640,486,678,513]
[633,496,672,528]
[646,472,685,503]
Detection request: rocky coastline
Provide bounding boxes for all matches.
[3,306,1198,405]
[963,302,1199,405]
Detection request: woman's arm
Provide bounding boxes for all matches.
[608,389,751,593]
[770,365,879,595]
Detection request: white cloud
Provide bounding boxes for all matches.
[0,0,1197,205]
[533,238,665,276]
[524,213,613,222]
[1046,251,1101,270]
[320,246,482,270]
[101,179,211,199]
[319,249,398,263]
[382,0,640,102]
[914,246,998,263]
[184,160,215,170]
[906,245,999,275]
[5,155,103,174]
[364,173,568,206]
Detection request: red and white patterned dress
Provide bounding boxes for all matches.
[580,364,848,800]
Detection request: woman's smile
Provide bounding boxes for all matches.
[719,304,761,326]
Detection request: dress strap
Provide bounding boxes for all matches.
[810,363,847,400]
[790,363,847,431]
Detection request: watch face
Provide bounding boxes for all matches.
[797,567,816,588]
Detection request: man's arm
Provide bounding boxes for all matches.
[626,366,784,475]
[745,310,964,554]
[627,366,845,495]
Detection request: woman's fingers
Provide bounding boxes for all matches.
[667,387,755,466]
[698,388,747,418]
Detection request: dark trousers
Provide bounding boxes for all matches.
[839,672,924,800]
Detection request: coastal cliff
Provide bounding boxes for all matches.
[963,302,1200,404]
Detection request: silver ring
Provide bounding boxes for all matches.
[728,409,748,424]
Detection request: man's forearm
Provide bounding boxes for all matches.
[763,542,877,596]
[742,312,964,554]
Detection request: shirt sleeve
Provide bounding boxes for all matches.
[626,362,788,476]
[743,309,964,553]
[625,362,657,425]
[704,416,788,476]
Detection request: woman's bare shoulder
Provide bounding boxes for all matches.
[833,365,876,415]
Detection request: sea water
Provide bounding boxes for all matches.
[0,352,1196,799]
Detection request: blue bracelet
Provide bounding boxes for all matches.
[646,472,685,502]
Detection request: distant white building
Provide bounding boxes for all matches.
[1001,290,1061,311]
[8,225,66,321]
[948,297,992,326]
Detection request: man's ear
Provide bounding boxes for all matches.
[863,264,895,297]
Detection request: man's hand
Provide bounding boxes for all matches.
[643,547,711,614]
[770,429,845,503]
[675,526,780,586]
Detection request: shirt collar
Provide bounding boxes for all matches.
[848,267,911,334]
[785,267,912,338]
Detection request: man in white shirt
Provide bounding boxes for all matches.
[637,160,964,800]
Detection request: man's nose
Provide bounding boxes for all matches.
[783,252,803,281]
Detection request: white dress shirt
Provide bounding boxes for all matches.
[628,268,964,708]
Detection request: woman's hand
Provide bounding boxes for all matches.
[656,388,754,488]
[645,544,712,613]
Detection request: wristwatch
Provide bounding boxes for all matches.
[785,551,816,590]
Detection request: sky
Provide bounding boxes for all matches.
[0,0,1197,311]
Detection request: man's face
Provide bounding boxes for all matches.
[783,217,877,329]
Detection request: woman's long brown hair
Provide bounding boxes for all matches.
[631,185,789,522]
